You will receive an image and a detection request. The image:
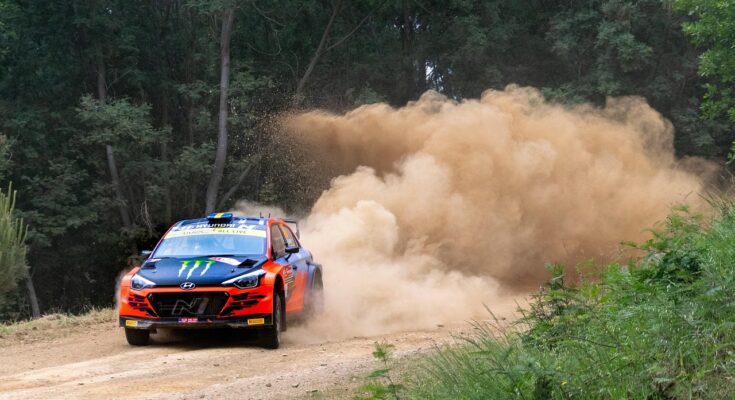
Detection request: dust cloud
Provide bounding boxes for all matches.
[282,86,714,340]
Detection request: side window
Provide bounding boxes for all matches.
[270,224,286,258]
[280,224,299,249]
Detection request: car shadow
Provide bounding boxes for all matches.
[147,328,265,349]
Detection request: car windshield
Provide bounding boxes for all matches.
[152,224,267,258]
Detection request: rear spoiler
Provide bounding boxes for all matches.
[282,218,300,239]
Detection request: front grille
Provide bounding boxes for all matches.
[220,292,263,316]
[128,294,157,317]
[149,292,228,318]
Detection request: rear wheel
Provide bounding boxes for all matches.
[306,272,324,316]
[260,291,283,349]
[125,328,150,346]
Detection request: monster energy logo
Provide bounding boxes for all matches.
[178,260,215,278]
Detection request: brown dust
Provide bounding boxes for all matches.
[280,86,714,340]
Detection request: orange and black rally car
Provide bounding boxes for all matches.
[118,212,323,349]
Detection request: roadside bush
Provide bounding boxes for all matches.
[0,184,27,310]
[402,202,735,399]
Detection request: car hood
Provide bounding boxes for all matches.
[136,256,267,286]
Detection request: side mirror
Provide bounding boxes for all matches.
[141,250,152,258]
[285,246,300,254]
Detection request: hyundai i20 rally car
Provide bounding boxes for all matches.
[118,213,323,349]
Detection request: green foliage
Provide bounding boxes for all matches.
[547,1,687,104]
[402,203,735,399]
[0,183,27,309]
[353,86,386,106]
[676,0,735,159]
[357,341,403,400]
[76,96,166,147]
[0,0,732,317]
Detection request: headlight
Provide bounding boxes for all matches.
[222,269,266,289]
[131,274,156,290]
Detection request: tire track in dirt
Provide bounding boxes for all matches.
[0,320,481,400]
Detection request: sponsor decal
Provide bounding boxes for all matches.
[247,318,265,326]
[178,260,216,278]
[178,260,189,277]
[209,257,240,266]
[165,224,266,239]
[178,317,198,323]
[284,268,296,300]
[186,260,202,279]
[200,260,214,275]
[125,320,138,327]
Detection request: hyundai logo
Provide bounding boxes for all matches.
[180,282,196,290]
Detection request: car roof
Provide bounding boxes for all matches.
[174,215,273,228]
[167,215,300,239]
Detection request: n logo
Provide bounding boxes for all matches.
[171,298,209,315]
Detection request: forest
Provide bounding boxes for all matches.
[0,0,733,319]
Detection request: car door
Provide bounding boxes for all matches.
[278,224,309,312]
[270,223,296,306]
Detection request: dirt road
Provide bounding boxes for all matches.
[0,316,482,400]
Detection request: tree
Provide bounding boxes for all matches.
[676,0,735,158]
[0,0,732,319]
[294,0,342,103]
[204,8,235,214]
[76,95,169,230]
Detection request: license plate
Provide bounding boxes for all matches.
[179,317,198,323]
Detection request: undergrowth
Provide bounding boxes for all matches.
[361,202,735,399]
[0,307,115,345]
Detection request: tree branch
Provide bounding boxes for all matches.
[325,0,389,52]
[293,0,343,102]
[216,155,262,210]
[251,0,285,27]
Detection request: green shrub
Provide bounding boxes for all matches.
[0,183,28,310]
[402,202,735,399]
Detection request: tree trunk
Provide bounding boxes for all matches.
[97,50,131,227]
[106,145,132,227]
[400,0,415,103]
[160,92,172,223]
[205,9,235,214]
[293,0,342,104]
[25,273,40,319]
[97,50,107,101]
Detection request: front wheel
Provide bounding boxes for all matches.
[260,291,283,349]
[125,328,150,346]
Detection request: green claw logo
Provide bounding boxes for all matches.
[178,260,215,278]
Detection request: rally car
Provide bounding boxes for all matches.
[118,212,323,349]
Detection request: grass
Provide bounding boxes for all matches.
[0,307,115,346]
[358,202,735,399]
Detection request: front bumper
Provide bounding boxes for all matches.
[119,283,274,323]
[120,314,273,330]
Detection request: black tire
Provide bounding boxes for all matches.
[306,272,324,317]
[125,328,150,346]
[260,291,283,349]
